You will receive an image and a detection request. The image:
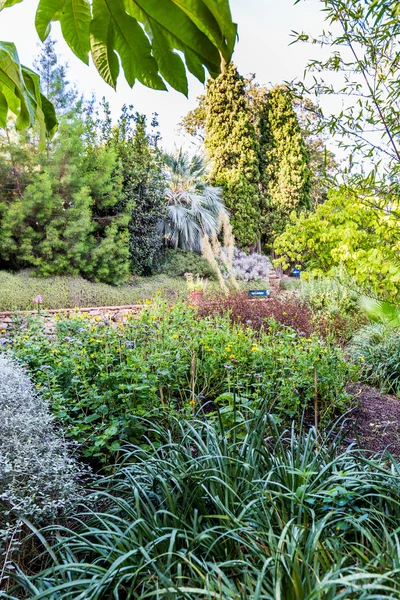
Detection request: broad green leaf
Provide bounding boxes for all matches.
[147,20,188,95]
[35,0,64,40]
[40,92,58,136]
[0,91,8,128]
[90,0,120,88]
[107,0,165,89]
[36,0,91,63]
[131,0,220,67]
[0,0,23,10]
[59,0,91,63]
[173,0,236,61]
[0,43,58,143]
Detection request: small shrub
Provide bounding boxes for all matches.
[8,417,400,598]
[200,292,315,336]
[300,275,359,315]
[156,249,215,279]
[349,324,400,395]
[0,355,85,547]
[230,248,271,282]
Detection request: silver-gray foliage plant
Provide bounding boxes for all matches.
[230,248,271,282]
[0,355,86,542]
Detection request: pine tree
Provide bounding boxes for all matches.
[204,63,262,249]
[34,37,79,114]
[261,86,312,246]
[108,105,166,275]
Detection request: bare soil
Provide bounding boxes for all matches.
[346,383,400,457]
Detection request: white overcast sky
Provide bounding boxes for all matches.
[0,0,328,150]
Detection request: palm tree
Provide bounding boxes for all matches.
[160,149,226,252]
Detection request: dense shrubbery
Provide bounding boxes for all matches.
[7,416,400,599]
[7,300,351,461]
[157,249,216,279]
[0,355,84,549]
[349,324,400,395]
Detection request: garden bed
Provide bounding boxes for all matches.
[347,383,400,456]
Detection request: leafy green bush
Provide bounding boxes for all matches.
[349,324,400,395]
[7,301,351,461]
[300,275,359,315]
[8,416,400,598]
[156,249,216,279]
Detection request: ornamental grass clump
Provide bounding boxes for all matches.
[0,355,85,548]
[6,415,400,598]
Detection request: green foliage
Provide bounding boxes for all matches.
[0,41,57,144]
[261,85,312,244]
[349,324,400,395]
[8,416,400,598]
[293,0,400,201]
[205,62,262,248]
[274,187,400,299]
[161,150,225,252]
[300,275,360,316]
[0,0,237,138]
[97,103,166,276]
[0,271,191,311]
[157,249,215,279]
[0,113,131,283]
[8,300,351,461]
[359,296,400,327]
[33,36,79,114]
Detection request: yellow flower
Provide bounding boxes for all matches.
[251,346,259,352]
[90,354,95,359]
[156,291,161,295]
[172,334,179,339]
[283,311,287,316]
[145,299,152,305]
[189,399,196,406]
[51,349,58,354]
[230,354,235,359]
[359,356,365,362]
[36,383,42,388]
[90,338,96,343]
[1,329,6,333]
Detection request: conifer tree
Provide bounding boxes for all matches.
[261,86,312,246]
[204,63,262,249]
[34,37,79,114]
[107,105,166,275]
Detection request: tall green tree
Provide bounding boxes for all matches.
[100,104,166,275]
[261,85,312,246]
[204,62,262,249]
[34,37,79,114]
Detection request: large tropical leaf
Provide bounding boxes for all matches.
[0,42,57,145]
[359,295,400,326]
[0,0,236,136]
[6,0,236,96]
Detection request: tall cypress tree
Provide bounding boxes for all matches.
[204,63,262,249]
[261,86,312,247]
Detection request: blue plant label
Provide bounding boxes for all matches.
[292,269,301,278]
[249,290,270,298]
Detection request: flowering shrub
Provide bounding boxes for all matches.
[8,301,352,462]
[0,355,85,548]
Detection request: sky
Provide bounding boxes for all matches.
[0,0,327,150]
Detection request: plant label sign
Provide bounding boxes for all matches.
[249,290,270,298]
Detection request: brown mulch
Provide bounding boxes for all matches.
[345,383,400,457]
